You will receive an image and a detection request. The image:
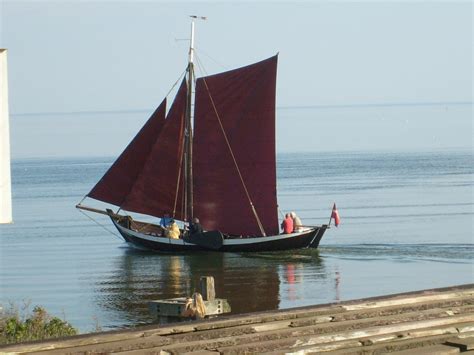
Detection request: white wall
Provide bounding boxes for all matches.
[0,49,12,223]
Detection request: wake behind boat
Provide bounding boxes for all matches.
[76,18,330,252]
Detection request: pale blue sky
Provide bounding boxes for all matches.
[1,1,472,158]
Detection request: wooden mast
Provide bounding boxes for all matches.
[184,18,196,222]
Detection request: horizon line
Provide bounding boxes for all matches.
[10,100,473,117]
[11,146,473,161]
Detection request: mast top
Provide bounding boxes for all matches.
[188,15,206,65]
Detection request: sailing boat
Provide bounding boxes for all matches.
[76,20,328,252]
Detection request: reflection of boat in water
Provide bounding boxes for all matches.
[95,251,279,325]
[95,249,325,327]
[76,19,328,252]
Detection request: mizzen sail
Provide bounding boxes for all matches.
[193,55,279,236]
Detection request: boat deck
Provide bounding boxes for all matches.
[1,284,473,354]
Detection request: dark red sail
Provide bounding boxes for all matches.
[87,99,167,207]
[121,79,187,219]
[193,55,279,236]
[88,79,187,220]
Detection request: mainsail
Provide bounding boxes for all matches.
[193,55,279,236]
[88,79,187,220]
[86,55,279,237]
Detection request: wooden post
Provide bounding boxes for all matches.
[149,275,230,320]
[199,276,215,301]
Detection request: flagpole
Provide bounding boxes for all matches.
[330,202,341,228]
[328,202,336,227]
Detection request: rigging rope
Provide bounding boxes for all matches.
[78,195,87,205]
[165,68,188,101]
[194,52,209,77]
[194,52,267,237]
[78,208,122,240]
[194,46,229,71]
[278,205,285,220]
[76,69,186,209]
[173,113,186,218]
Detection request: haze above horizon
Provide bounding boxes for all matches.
[1,1,472,158]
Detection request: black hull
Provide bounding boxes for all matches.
[110,216,327,253]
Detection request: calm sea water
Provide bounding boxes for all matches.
[1,150,473,332]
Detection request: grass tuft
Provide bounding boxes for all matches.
[0,303,78,345]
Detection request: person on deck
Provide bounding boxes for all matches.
[281,213,294,234]
[160,213,172,228]
[290,212,303,232]
[189,217,203,235]
[165,219,180,239]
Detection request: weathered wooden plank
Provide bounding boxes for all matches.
[288,311,473,340]
[261,339,364,355]
[391,344,460,354]
[342,290,474,311]
[110,350,164,355]
[459,324,474,333]
[143,324,198,336]
[196,304,346,330]
[458,331,474,339]
[274,326,463,354]
[445,336,474,351]
[27,335,171,355]
[189,306,344,332]
[0,330,151,354]
[337,298,473,319]
[302,334,467,355]
[292,302,473,328]
[366,325,459,344]
[251,316,333,333]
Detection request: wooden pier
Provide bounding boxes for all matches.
[1,284,473,354]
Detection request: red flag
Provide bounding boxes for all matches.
[331,203,341,227]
